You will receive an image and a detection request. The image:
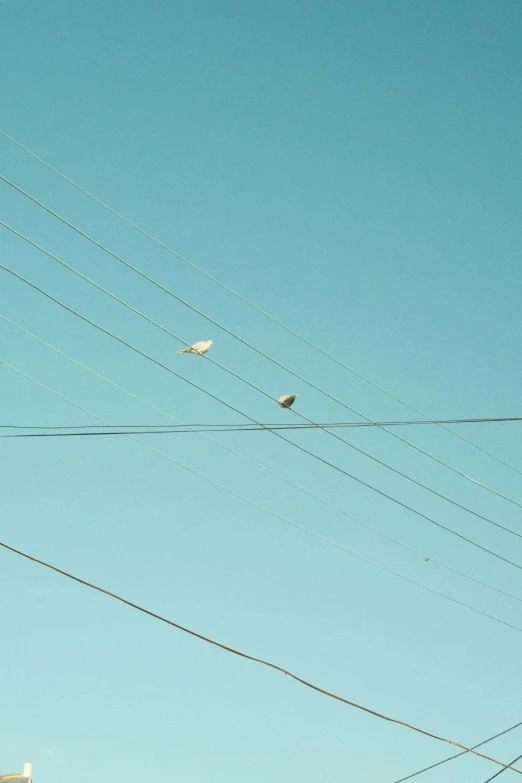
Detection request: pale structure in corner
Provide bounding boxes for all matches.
[0,763,33,783]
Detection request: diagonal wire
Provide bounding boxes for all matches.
[3,223,520,539]
[4,227,522,552]
[1,178,521,509]
[4,129,522,781]
[0,537,520,775]
[484,751,522,782]
[2,264,522,572]
[390,720,522,783]
[3,312,522,609]
[4,221,522,539]
[0,359,522,632]
[3,353,522,633]
[1,128,519,479]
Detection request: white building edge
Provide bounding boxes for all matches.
[0,762,33,783]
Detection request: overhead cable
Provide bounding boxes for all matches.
[2,265,522,569]
[0,535,521,776]
[3,419,522,438]
[4,222,520,534]
[2,416,522,431]
[390,719,522,783]
[2,353,522,631]
[3,312,521,611]
[1,128,519,477]
[484,751,522,782]
[1,181,520,509]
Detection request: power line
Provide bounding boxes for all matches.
[0,536,520,776]
[0,427,329,438]
[3,133,521,778]
[3,353,522,632]
[3,264,522,570]
[390,720,522,783]
[1,190,520,514]
[3,226,522,542]
[5,221,522,527]
[2,419,522,438]
[4,313,521,611]
[484,751,522,782]
[1,127,519,478]
[2,416,522,430]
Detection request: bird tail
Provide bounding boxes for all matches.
[177,348,189,354]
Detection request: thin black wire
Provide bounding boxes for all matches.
[6,353,522,633]
[1,127,518,477]
[1,192,520,511]
[2,263,522,571]
[2,416,522,431]
[3,343,522,775]
[4,312,522,611]
[6,221,521,527]
[0,536,520,776]
[2,135,521,777]
[0,428,299,438]
[3,220,521,523]
[390,720,522,783]
[484,751,522,782]
[3,420,522,438]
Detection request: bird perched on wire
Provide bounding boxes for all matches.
[278,394,298,408]
[177,340,213,355]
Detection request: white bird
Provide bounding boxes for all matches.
[278,394,298,408]
[177,340,213,355]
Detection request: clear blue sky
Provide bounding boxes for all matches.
[1,1,521,781]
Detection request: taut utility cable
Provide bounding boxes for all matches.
[3,420,522,437]
[1,181,520,506]
[1,127,519,477]
[2,417,522,431]
[390,720,522,782]
[2,264,522,570]
[4,221,520,534]
[2,354,522,631]
[483,751,522,782]
[3,312,521,608]
[0,535,520,774]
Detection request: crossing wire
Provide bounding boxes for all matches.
[0,138,522,478]
[390,720,522,783]
[1,127,520,480]
[4,223,521,538]
[4,353,522,633]
[2,178,521,510]
[1,536,520,775]
[4,312,522,610]
[3,132,522,779]
[2,264,522,572]
[484,751,522,782]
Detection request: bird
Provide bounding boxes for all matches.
[177,340,213,355]
[278,394,298,408]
